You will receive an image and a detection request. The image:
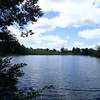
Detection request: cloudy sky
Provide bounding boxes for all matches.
[9,0,100,49]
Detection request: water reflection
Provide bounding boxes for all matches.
[13,55,100,100]
[0,57,40,100]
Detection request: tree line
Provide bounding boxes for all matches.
[0,31,100,57]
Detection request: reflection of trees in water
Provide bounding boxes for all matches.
[0,57,55,100]
[0,57,40,100]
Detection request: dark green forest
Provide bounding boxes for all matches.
[0,31,100,57]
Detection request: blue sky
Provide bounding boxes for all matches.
[9,0,100,50]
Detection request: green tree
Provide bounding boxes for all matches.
[72,47,76,53]
[81,48,90,55]
[94,46,100,57]
[75,48,80,53]
[0,30,17,42]
[72,47,80,54]
[0,31,28,55]
[0,0,43,36]
[97,46,100,52]
[0,57,42,100]
[61,47,64,53]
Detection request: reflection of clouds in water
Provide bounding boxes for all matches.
[13,55,100,100]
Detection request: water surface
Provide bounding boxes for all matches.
[13,55,100,100]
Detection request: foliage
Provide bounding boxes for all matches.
[0,0,43,37]
[61,47,68,54]
[0,42,100,57]
[0,0,43,30]
[0,57,26,86]
[0,30,17,42]
[0,31,100,57]
[0,57,45,100]
[72,47,80,54]
[0,31,27,55]
[28,48,61,55]
[96,46,100,52]
[0,57,26,100]
[0,57,56,100]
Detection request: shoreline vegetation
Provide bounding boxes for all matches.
[0,31,100,58]
[0,44,100,58]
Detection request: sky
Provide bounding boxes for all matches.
[9,0,100,50]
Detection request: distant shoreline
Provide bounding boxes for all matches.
[1,54,100,58]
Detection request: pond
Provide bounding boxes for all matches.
[13,55,100,100]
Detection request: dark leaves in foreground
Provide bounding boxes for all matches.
[0,0,43,37]
[0,57,26,86]
[0,0,43,29]
[21,30,34,37]
[0,57,56,100]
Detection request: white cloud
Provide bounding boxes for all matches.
[7,0,100,49]
[20,35,67,49]
[73,42,85,48]
[38,0,100,28]
[73,41,99,49]
[8,26,100,49]
[24,0,100,35]
[9,0,100,40]
[8,26,67,49]
[28,18,56,34]
[78,28,100,39]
